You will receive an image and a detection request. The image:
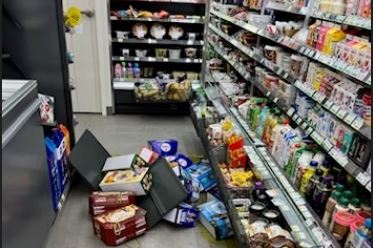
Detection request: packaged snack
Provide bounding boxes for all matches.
[198,200,233,240]
[163,203,200,227]
[99,168,152,195]
[93,205,147,246]
[148,139,178,156]
[89,192,136,216]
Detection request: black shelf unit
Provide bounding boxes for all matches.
[109,0,208,114]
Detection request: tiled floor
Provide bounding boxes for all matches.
[44,114,235,248]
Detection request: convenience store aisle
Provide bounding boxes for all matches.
[44,114,235,248]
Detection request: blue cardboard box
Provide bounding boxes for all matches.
[185,163,217,191]
[198,200,233,240]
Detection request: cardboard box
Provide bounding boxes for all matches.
[163,203,199,227]
[99,168,152,195]
[70,130,188,229]
[198,200,233,240]
[93,205,147,246]
[89,191,136,216]
[185,163,217,191]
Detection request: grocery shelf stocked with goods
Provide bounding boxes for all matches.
[189,0,371,247]
[110,0,208,114]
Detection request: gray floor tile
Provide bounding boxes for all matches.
[44,114,234,248]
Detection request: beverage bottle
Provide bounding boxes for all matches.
[348,198,361,215]
[133,63,141,79]
[341,190,352,200]
[299,161,318,195]
[114,63,122,79]
[121,62,126,79]
[284,144,302,178]
[320,160,331,176]
[127,63,133,79]
[322,191,342,227]
[294,152,313,187]
[253,181,264,201]
[329,197,350,231]
[312,151,325,166]
[334,183,345,193]
[306,168,323,203]
[352,218,371,248]
[312,176,333,215]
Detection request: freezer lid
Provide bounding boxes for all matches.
[69,129,110,189]
[138,157,188,228]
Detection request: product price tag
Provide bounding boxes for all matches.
[324,100,334,109]
[291,225,301,232]
[287,107,295,117]
[299,46,306,53]
[296,117,303,125]
[336,15,345,22]
[351,117,364,130]
[322,139,333,151]
[356,172,370,186]
[305,219,314,227]
[273,97,279,103]
[313,52,321,60]
[294,80,302,89]
[119,56,125,61]
[117,38,124,42]
[298,233,309,242]
[301,122,308,130]
[292,113,299,121]
[366,182,371,192]
[279,204,290,211]
[266,91,271,97]
[336,109,348,119]
[162,58,169,62]
[330,104,340,114]
[344,113,357,125]
[335,151,349,167]
[311,132,322,144]
[305,126,314,136]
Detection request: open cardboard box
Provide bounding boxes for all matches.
[69,130,188,228]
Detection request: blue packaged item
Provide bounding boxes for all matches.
[51,128,69,187]
[175,154,193,170]
[185,163,217,191]
[181,169,200,203]
[198,200,233,239]
[148,139,178,156]
[163,203,200,227]
[45,138,63,211]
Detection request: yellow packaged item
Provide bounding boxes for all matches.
[231,170,254,187]
[321,27,346,55]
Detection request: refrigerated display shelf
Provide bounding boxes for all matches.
[210,10,371,86]
[265,4,371,30]
[208,24,371,141]
[110,16,205,24]
[207,58,371,193]
[112,37,204,46]
[195,84,338,247]
[112,56,203,63]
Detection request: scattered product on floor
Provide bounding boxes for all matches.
[67,129,231,245]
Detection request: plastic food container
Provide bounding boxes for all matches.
[331,211,355,241]
[184,48,198,59]
[169,48,181,59]
[155,49,167,59]
[135,49,147,58]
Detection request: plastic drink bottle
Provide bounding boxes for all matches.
[352,218,371,248]
[322,191,342,226]
[312,176,333,215]
[329,197,350,231]
[299,161,318,194]
[306,168,323,203]
[348,198,361,215]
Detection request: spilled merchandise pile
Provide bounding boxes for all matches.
[68,130,232,246]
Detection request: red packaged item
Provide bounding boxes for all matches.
[93,205,147,246]
[89,192,136,216]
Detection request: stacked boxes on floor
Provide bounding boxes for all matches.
[68,131,229,245]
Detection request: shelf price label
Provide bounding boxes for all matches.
[330,104,340,114]
[296,117,303,125]
[322,139,333,151]
[273,97,278,103]
[336,109,348,119]
[351,117,364,130]
[287,107,295,117]
[356,172,370,186]
[344,113,357,125]
[305,126,314,136]
[301,122,308,130]
[324,100,334,109]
